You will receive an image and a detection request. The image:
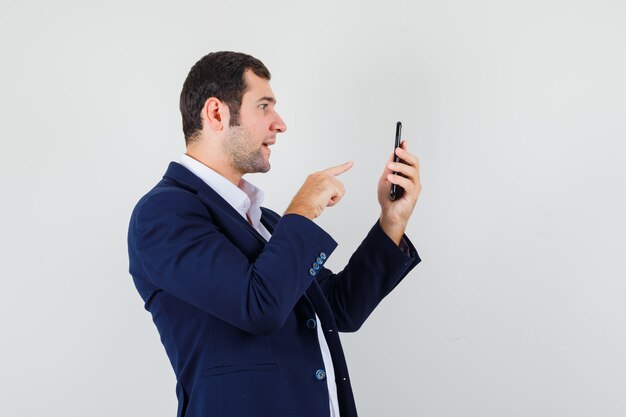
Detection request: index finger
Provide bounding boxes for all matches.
[321,161,354,177]
[395,141,419,167]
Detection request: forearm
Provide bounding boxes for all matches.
[316,220,420,332]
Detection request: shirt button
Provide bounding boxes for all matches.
[309,268,316,276]
[315,369,326,381]
[306,318,317,329]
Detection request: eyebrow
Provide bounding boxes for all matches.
[256,96,277,105]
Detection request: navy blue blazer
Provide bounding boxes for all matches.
[128,162,420,417]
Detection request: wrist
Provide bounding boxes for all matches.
[284,203,318,220]
[378,215,406,246]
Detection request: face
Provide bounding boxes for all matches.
[222,70,287,175]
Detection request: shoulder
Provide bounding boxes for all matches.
[130,179,208,230]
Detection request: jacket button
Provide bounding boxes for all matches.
[316,257,323,265]
[315,369,326,381]
[312,262,320,270]
[306,318,317,329]
[320,252,327,261]
[309,268,316,276]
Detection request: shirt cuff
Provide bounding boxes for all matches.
[398,236,412,257]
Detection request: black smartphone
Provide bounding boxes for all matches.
[390,121,404,201]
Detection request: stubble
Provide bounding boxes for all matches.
[223,125,270,174]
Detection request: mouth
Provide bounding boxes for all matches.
[262,138,276,151]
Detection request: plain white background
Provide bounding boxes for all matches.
[1,1,625,416]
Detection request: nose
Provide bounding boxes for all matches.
[271,112,287,133]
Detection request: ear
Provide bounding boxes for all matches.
[201,97,230,131]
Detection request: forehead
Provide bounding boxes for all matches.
[242,70,275,101]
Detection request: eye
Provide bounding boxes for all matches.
[258,103,268,110]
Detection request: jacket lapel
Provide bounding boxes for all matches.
[162,162,268,246]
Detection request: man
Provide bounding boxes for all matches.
[128,51,422,417]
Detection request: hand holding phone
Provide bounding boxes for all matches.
[389,121,404,201]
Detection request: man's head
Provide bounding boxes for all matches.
[180,51,271,145]
[179,51,286,181]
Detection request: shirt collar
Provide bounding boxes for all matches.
[177,154,265,226]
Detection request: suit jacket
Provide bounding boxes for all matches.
[127,162,420,417]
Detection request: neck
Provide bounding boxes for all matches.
[185,149,243,187]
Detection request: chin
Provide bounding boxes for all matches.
[259,156,271,173]
[248,161,270,174]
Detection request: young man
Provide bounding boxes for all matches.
[128,51,422,417]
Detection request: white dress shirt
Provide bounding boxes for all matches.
[178,154,340,417]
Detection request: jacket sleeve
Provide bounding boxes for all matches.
[315,220,421,332]
[129,189,337,335]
